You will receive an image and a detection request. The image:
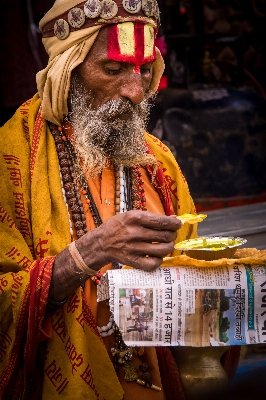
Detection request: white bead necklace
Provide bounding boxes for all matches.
[118,166,127,213]
[97,314,115,337]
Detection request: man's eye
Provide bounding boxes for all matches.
[106,68,121,75]
[140,67,151,75]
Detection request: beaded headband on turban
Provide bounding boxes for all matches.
[37,0,164,125]
[41,0,160,40]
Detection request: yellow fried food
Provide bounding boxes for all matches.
[177,213,207,224]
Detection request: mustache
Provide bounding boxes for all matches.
[90,99,151,122]
[93,98,141,120]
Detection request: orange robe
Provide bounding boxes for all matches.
[82,165,166,400]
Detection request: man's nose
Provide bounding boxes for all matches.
[119,73,145,105]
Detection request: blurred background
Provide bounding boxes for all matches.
[153,0,266,210]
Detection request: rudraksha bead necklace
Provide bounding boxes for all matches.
[50,123,88,238]
[131,165,147,211]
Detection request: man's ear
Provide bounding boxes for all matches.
[148,47,165,95]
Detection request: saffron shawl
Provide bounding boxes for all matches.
[0,95,197,399]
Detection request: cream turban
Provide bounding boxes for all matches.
[37,0,165,125]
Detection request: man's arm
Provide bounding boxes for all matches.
[49,210,182,302]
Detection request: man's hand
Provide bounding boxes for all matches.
[77,210,182,271]
[50,211,182,302]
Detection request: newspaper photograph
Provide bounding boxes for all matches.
[101,264,266,347]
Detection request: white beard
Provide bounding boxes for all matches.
[67,72,157,179]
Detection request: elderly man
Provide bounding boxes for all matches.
[0,1,239,399]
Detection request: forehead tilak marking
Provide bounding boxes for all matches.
[107,22,156,73]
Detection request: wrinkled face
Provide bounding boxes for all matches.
[68,23,158,178]
[76,24,155,113]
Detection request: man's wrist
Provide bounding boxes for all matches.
[68,240,98,277]
[75,226,111,270]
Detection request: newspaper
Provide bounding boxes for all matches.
[97,264,266,347]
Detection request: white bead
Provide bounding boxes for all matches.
[101,325,108,332]
[107,328,114,336]
[107,321,113,329]
[120,193,125,202]
[97,326,102,333]
[100,331,109,337]
[120,177,124,186]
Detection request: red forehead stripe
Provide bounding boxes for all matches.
[107,23,156,69]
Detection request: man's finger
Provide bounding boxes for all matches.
[140,228,177,243]
[131,211,182,231]
[127,241,175,258]
[129,255,163,271]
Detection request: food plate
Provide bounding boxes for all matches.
[175,236,246,251]
[175,236,247,260]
